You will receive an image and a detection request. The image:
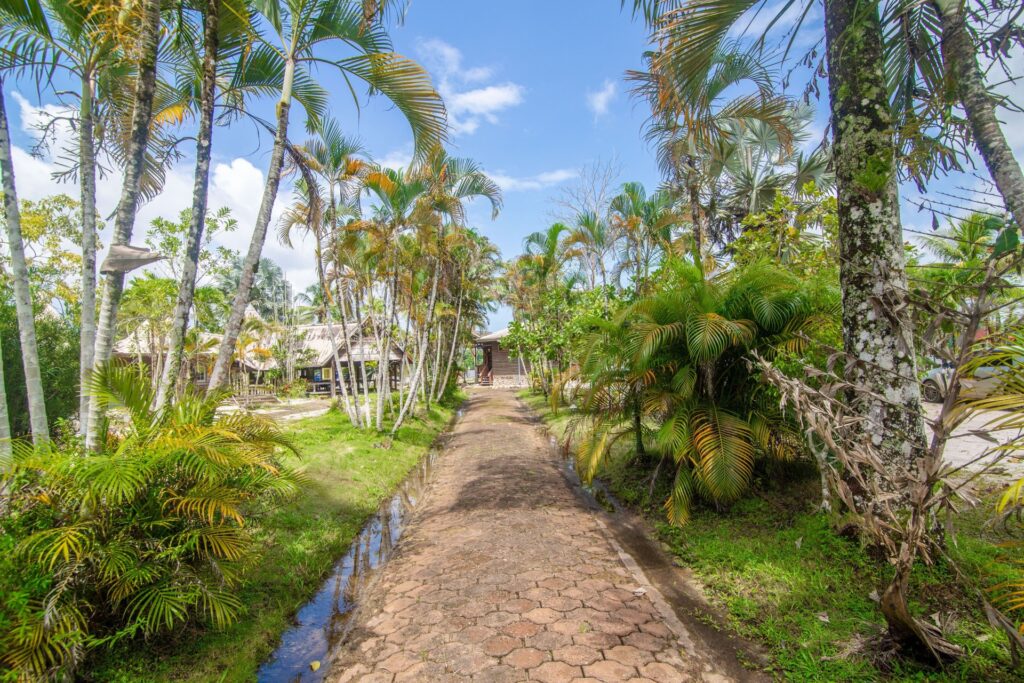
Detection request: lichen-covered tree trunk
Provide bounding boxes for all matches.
[824,0,926,473]
[933,0,1024,230]
[85,0,162,450]
[155,0,220,413]
[0,83,48,442]
[825,0,937,655]
[78,72,98,437]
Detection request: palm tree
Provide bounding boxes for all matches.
[563,211,615,291]
[0,85,48,441]
[609,182,679,294]
[206,0,446,395]
[631,47,793,267]
[883,0,1024,229]
[0,366,300,678]
[85,0,165,450]
[156,0,252,412]
[572,262,813,524]
[0,0,126,437]
[390,148,502,433]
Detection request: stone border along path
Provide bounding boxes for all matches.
[328,389,757,682]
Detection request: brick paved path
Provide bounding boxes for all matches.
[329,389,733,682]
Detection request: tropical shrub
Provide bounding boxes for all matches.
[959,340,1024,634]
[0,368,302,680]
[0,300,80,438]
[571,261,832,524]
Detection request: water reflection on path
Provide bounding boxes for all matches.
[257,451,438,682]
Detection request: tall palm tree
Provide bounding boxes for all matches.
[608,182,678,295]
[631,47,792,267]
[85,0,165,450]
[390,148,502,433]
[206,0,446,395]
[0,0,128,436]
[156,0,252,412]
[563,211,615,291]
[0,85,47,441]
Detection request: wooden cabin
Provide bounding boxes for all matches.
[475,329,530,387]
[293,323,404,396]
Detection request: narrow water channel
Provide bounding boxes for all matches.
[256,450,438,682]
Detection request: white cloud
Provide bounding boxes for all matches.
[489,168,577,192]
[727,0,819,39]
[417,38,524,136]
[377,147,413,170]
[586,80,617,118]
[7,92,318,294]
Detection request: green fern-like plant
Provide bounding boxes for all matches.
[0,366,302,679]
[571,261,816,525]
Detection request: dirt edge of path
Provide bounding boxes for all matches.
[515,393,773,682]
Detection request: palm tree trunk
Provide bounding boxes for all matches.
[436,287,463,401]
[392,258,439,435]
[354,289,373,423]
[155,0,220,413]
[85,0,162,450]
[78,71,98,437]
[336,284,361,423]
[319,233,357,424]
[0,320,11,458]
[933,0,1024,229]
[0,83,48,442]
[207,57,294,394]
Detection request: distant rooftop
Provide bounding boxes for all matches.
[476,328,509,343]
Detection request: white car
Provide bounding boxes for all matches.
[921,360,1014,403]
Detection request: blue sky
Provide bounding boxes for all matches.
[7,0,1022,331]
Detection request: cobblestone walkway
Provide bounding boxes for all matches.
[329,389,733,682]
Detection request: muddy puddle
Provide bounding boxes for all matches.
[257,450,438,682]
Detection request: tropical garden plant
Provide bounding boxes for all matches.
[0,367,301,679]
[570,260,824,524]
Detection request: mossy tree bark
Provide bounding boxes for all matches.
[824,0,926,472]
[825,0,947,657]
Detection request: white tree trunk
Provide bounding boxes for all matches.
[85,0,163,450]
[78,72,98,436]
[155,0,220,412]
[0,84,48,442]
[207,58,294,394]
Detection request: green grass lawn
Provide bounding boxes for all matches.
[519,390,1022,682]
[88,401,456,683]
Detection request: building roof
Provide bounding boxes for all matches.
[475,328,509,343]
[113,320,404,373]
[288,323,405,367]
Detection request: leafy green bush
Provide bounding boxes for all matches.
[571,260,837,524]
[0,301,80,438]
[0,368,303,680]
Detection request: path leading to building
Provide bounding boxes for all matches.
[327,389,758,682]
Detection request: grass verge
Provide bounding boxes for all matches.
[88,400,456,683]
[519,390,1021,682]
